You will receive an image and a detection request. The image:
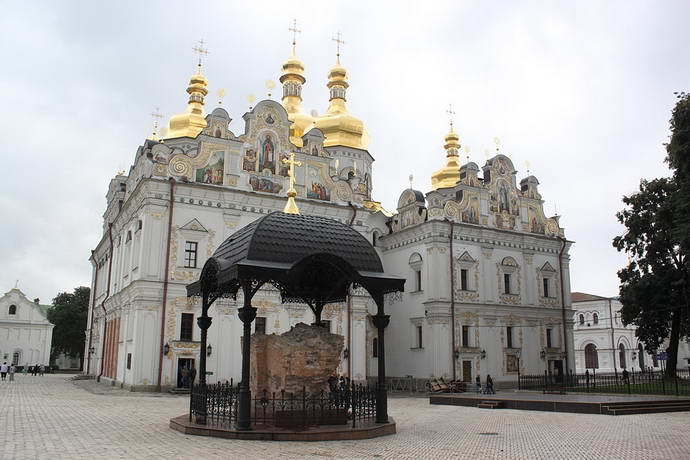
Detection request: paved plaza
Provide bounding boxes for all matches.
[1,374,690,459]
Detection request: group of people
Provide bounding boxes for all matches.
[179,366,197,388]
[475,374,495,394]
[327,374,351,393]
[0,362,46,381]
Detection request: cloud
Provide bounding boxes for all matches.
[0,0,687,302]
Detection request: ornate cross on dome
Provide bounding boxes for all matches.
[282,152,303,214]
[332,31,345,63]
[216,89,226,105]
[289,19,301,53]
[151,107,163,139]
[446,104,456,131]
[192,39,209,70]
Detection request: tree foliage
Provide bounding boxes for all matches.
[614,93,690,376]
[48,286,90,365]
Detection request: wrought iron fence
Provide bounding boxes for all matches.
[190,380,379,429]
[518,368,690,396]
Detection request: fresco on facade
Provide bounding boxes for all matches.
[258,134,276,173]
[243,149,257,172]
[248,174,283,194]
[462,198,479,224]
[306,165,330,201]
[195,151,224,185]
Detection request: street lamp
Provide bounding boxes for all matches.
[516,349,522,390]
[540,350,546,360]
[480,349,486,360]
[343,348,349,359]
[454,349,460,360]
[163,343,170,356]
[206,344,213,357]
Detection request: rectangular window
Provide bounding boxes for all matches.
[184,241,198,268]
[460,269,468,291]
[543,278,549,297]
[462,325,469,347]
[255,317,266,334]
[504,273,511,294]
[126,353,132,370]
[506,326,513,348]
[417,325,423,348]
[415,270,422,291]
[546,328,552,348]
[180,313,194,341]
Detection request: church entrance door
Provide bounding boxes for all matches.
[177,358,195,388]
[462,360,472,382]
[550,360,564,383]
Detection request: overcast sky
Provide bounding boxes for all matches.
[1,1,688,304]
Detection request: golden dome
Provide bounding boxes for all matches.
[164,69,209,139]
[279,50,313,147]
[431,128,462,190]
[313,60,368,149]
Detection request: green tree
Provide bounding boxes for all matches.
[48,286,90,370]
[614,93,690,377]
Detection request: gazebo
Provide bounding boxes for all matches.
[184,211,405,434]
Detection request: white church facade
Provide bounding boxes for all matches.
[83,41,575,391]
[0,288,54,368]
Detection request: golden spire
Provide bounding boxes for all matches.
[280,19,313,148]
[148,107,163,141]
[164,40,210,139]
[314,31,368,149]
[431,105,462,190]
[282,152,302,214]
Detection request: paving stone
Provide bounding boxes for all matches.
[1,374,689,459]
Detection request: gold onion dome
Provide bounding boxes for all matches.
[431,128,462,190]
[164,69,209,139]
[280,52,314,148]
[314,60,368,149]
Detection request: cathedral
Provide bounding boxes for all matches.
[84,36,575,391]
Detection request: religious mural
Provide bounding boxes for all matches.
[461,197,480,224]
[258,134,276,173]
[529,207,545,234]
[248,174,283,194]
[242,149,257,172]
[306,165,330,201]
[195,151,224,185]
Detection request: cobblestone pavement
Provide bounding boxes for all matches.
[1,374,689,460]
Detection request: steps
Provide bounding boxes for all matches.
[603,400,690,415]
[169,387,190,395]
[477,401,503,409]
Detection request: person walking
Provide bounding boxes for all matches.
[39,364,45,376]
[486,374,495,394]
[475,375,482,394]
[8,364,15,382]
[22,364,28,376]
[0,362,8,381]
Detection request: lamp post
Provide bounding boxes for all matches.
[516,349,522,390]
[206,344,212,357]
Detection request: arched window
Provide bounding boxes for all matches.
[584,343,599,369]
[638,343,645,369]
[372,230,380,247]
[12,350,21,366]
[409,253,423,292]
[652,353,658,367]
[593,313,599,325]
[619,343,627,369]
[9,304,17,315]
[372,337,378,358]
[579,314,584,325]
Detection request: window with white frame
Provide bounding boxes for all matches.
[409,253,423,292]
[184,241,198,268]
[498,257,520,297]
[538,262,557,298]
[456,251,478,293]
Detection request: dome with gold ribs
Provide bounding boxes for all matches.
[314,60,368,150]
[164,70,209,139]
[431,128,462,190]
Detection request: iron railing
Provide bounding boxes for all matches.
[518,368,690,396]
[190,380,379,429]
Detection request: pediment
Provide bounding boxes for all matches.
[458,251,476,262]
[180,219,208,233]
[540,261,556,272]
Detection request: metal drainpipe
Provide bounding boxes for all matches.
[86,251,99,375]
[608,298,617,378]
[557,237,569,372]
[446,219,456,381]
[98,223,114,382]
[157,177,176,392]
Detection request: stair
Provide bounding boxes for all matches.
[169,387,190,395]
[477,401,503,409]
[603,400,690,415]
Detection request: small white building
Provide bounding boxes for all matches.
[572,292,690,373]
[0,288,54,368]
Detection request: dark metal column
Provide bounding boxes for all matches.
[237,285,257,431]
[372,293,390,424]
[194,291,213,425]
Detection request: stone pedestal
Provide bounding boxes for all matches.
[250,322,344,396]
